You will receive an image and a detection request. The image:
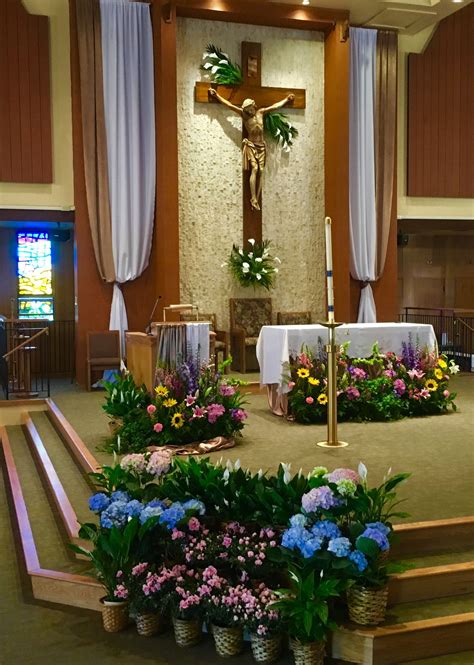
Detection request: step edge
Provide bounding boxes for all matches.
[45,398,100,477]
[0,425,41,573]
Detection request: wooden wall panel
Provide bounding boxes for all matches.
[0,0,52,184]
[407,4,473,198]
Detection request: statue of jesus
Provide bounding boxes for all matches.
[208,88,295,211]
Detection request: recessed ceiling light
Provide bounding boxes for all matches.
[302,0,310,5]
[452,0,464,3]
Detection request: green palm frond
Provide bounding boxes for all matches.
[264,112,299,152]
[201,43,243,86]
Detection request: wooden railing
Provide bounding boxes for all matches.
[400,307,474,372]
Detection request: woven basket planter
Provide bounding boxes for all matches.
[173,617,201,647]
[101,598,129,633]
[347,584,389,625]
[136,612,165,637]
[108,418,122,435]
[250,633,282,663]
[289,639,325,665]
[212,624,244,657]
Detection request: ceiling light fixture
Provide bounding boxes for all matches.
[452,0,464,3]
[302,0,310,5]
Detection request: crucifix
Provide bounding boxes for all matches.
[195,42,306,244]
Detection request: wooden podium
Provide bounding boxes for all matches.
[125,332,157,392]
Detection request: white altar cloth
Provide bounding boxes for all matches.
[256,322,437,389]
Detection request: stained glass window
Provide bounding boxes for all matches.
[17,232,54,320]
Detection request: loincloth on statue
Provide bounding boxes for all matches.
[242,139,266,170]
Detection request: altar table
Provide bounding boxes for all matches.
[256,322,437,415]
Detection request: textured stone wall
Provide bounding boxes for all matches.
[177,18,325,330]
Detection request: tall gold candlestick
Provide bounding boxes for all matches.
[317,217,348,448]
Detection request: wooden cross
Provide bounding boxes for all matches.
[195,42,306,244]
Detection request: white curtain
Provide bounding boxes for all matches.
[349,27,377,323]
[100,0,156,351]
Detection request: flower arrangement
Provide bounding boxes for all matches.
[263,111,298,152]
[285,343,458,424]
[224,238,280,290]
[105,361,248,454]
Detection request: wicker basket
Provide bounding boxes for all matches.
[289,639,325,665]
[347,584,389,625]
[136,612,164,637]
[212,624,244,657]
[250,633,282,663]
[101,598,129,633]
[173,617,201,647]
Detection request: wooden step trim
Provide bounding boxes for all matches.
[45,398,100,478]
[389,562,474,604]
[1,425,102,611]
[0,399,47,408]
[31,569,102,612]
[392,517,474,556]
[22,414,80,542]
[0,425,40,572]
[332,613,474,665]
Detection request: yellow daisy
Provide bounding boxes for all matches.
[155,385,169,397]
[297,368,310,379]
[434,368,443,380]
[317,393,328,405]
[308,377,320,386]
[171,412,184,429]
[163,398,178,408]
[425,379,438,392]
[437,358,447,370]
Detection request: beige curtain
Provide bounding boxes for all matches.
[375,30,397,278]
[75,0,115,283]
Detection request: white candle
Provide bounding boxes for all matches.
[325,216,335,323]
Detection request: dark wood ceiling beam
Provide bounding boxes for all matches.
[172,0,349,34]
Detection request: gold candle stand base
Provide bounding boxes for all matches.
[316,320,349,449]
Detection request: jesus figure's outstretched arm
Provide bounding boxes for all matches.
[261,93,295,114]
[208,88,242,115]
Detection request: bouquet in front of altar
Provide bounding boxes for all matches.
[224,238,280,290]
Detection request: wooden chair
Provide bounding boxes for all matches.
[229,298,272,373]
[180,312,230,372]
[277,311,312,325]
[86,330,121,391]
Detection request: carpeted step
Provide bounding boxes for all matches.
[4,425,88,576]
[384,592,474,625]
[403,549,474,570]
[29,410,93,524]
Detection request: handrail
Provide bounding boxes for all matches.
[2,326,49,360]
[454,317,474,333]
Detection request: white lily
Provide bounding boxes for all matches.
[257,468,264,479]
[211,65,219,74]
[221,262,227,268]
[234,458,241,470]
[242,266,250,273]
[226,459,234,471]
[248,252,254,258]
[223,468,230,482]
[383,467,393,483]
[256,273,262,280]
[262,268,267,273]
[449,362,460,374]
[273,268,279,273]
[248,238,255,245]
[242,262,250,269]
[202,62,213,70]
[218,59,229,65]
[207,53,220,60]
[358,461,368,481]
[238,249,244,256]
[281,462,292,484]
[255,257,262,262]
[275,257,281,263]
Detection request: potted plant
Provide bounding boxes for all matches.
[245,584,283,663]
[272,567,342,665]
[203,572,247,657]
[167,565,203,647]
[102,371,150,434]
[126,562,171,636]
[344,465,411,625]
[70,518,147,632]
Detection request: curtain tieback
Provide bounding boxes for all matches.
[360,280,372,288]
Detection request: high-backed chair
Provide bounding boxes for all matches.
[229,298,272,373]
[277,311,312,325]
[86,330,121,391]
[180,312,230,372]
